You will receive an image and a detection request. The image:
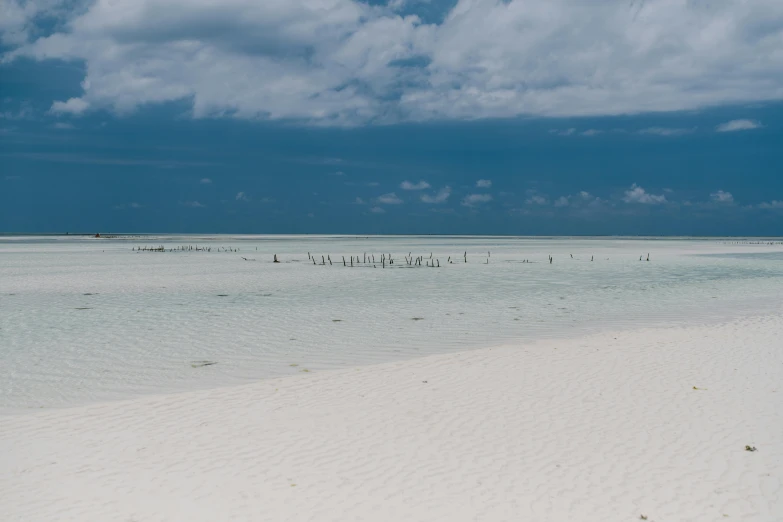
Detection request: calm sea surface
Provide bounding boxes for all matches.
[2,235,782,412]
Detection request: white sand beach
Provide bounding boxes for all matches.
[2,313,781,522]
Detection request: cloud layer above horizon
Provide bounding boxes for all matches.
[3,0,783,125]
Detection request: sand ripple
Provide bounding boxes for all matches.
[1,315,781,521]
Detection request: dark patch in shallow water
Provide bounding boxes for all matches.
[191,361,218,368]
[75,307,92,310]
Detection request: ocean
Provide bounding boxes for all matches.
[2,235,782,412]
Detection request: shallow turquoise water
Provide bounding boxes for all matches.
[1,236,782,411]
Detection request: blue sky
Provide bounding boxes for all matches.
[1,0,782,235]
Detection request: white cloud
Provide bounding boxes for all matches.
[716,119,762,132]
[420,186,451,203]
[554,191,601,208]
[400,180,430,190]
[7,0,783,125]
[51,122,75,130]
[462,193,492,207]
[50,97,90,116]
[236,191,248,201]
[476,179,492,188]
[525,195,548,205]
[758,200,783,209]
[200,178,212,184]
[623,184,666,205]
[581,129,602,136]
[181,200,205,208]
[354,197,366,205]
[710,190,734,204]
[377,192,403,204]
[369,206,385,213]
[638,127,694,137]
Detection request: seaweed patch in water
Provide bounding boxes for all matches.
[191,361,218,368]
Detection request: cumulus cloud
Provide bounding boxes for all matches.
[377,192,403,204]
[716,119,762,132]
[0,0,78,45]
[525,195,548,205]
[638,127,694,137]
[462,193,492,207]
[6,0,783,125]
[50,97,90,116]
[420,186,451,203]
[400,180,430,190]
[476,179,491,188]
[757,200,783,209]
[623,184,666,205]
[553,191,601,209]
[200,178,212,184]
[235,191,248,201]
[369,206,386,213]
[710,190,734,204]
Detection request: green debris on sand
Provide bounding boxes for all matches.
[745,445,757,452]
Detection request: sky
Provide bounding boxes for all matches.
[1,0,782,235]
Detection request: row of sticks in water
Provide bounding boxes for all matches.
[133,245,241,252]
[305,251,471,267]
[130,247,653,265]
[304,252,652,267]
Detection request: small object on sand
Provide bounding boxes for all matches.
[191,361,218,368]
[422,381,428,383]
[640,516,648,521]
[745,445,757,452]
